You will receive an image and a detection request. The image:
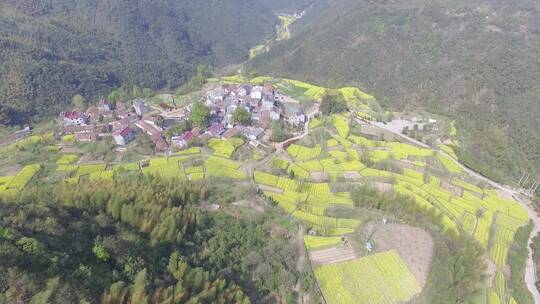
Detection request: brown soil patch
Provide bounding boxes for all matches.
[373,224,434,288]
[258,184,284,194]
[373,182,393,192]
[232,198,266,213]
[0,165,22,176]
[60,146,82,154]
[343,171,362,179]
[496,189,514,201]
[485,258,497,288]
[309,171,329,182]
[441,181,462,196]
[309,243,357,267]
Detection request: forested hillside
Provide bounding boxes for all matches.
[0,175,312,303]
[0,0,277,125]
[248,0,540,183]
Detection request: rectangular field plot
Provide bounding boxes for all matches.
[205,156,245,179]
[304,236,343,250]
[287,144,322,161]
[436,153,463,174]
[207,138,244,158]
[315,250,421,304]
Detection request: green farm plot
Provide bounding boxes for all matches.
[62,134,75,142]
[303,235,343,249]
[208,138,244,158]
[332,114,350,138]
[314,250,421,304]
[452,178,483,194]
[205,156,246,179]
[326,138,338,147]
[487,289,501,304]
[436,153,463,174]
[173,147,201,155]
[249,44,266,59]
[440,144,458,159]
[4,133,54,152]
[0,165,41,197]
[272,157,289,170]
[288,163,310,179]
[309,117,324,129]
[56,154,80,164]
[339,87,374,102]
[287,144,322,161]
[75,164,108,178]
[56,164,78,172]
[255,171,280,187]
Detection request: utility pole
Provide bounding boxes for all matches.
[518,171,527,186]
[528,181,538,196]
[522,173,530,188]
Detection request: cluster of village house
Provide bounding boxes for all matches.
[57,82,307,152]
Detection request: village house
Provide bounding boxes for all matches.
[242,126,264,141]
[115,101,129,119]
[285,105,306,126]
[133,99,150,116]
[207,87,226,103]
[113,127,138,146]
[206,123,225,137]
[135,119,168,151]
[270,107,281,121]
[222,127,240,139]
[151,134,169,151]
[59,111,89,126]
[171,128,201,148]
[110,114,139,132]
[250,86,263,100]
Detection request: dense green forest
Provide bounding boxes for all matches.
[0,174,316,303]
[248,0,540,183]
[0,0,277,125]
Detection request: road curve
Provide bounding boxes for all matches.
[363,117,540,302]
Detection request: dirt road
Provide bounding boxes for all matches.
[365,117,540,302]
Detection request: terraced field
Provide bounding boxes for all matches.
[207,138,244,158]
[0,165,41,198]
[314,250,421,304]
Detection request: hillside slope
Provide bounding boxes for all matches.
[0,0,277,124]
[248,0,540,182]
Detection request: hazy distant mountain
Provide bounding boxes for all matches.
[0,0,277,124]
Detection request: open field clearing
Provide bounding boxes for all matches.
[372,224,434,287]
[314,250,421,304]
[309,243,357,266]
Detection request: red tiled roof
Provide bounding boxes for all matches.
[222,128,239,138]
[119,127,134,137]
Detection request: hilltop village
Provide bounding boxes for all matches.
[55,82,309,153]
